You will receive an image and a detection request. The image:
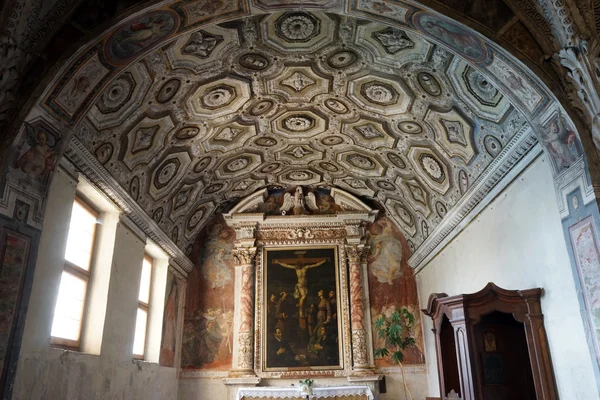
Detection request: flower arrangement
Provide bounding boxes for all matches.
[298,378,314,396]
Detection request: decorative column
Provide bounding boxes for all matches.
[558,39,600,150]
[346,244,371,371]
[230,246,257,376]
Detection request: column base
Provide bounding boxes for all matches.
[347,374,383,398]
[227,369,258,378]
[223,376,262,400]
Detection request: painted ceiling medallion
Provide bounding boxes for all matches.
[398,121,423,134]
[175,126,200,140]
[394,203,415,226]
[187,206,205,230]
[417,72,442,97]
[322,136,343,145]
[459,169,469,194]
[327,50,358,68]
[355,123,384,139]
[131,126,158,153]
[249,100,274,115]
[260,163,281,173]
[194,157,211,172]
[97,72,136,113]
[281,71,316,91]
[200,85,236,109]
[286,170,313,180]
[276,12,319,42]
[154,158,180,189]
[347,154,375,170]
[441,119,467,146]
[204,183,224,194]
[255,137,277,147]
[283,115,315,131]
[319,162,338,172]
[239,53,269,70]
[484,135,503,157]
[377,180,395,190]
[361,81,398,105]
[225,156,250,172]
[215,127,242,142]
[419,154,445,182]
[95,143,113,164]
[182,30,223,58]
[324,99,348,114]
[156,78,181,103]
[387,152,406,169]
[372,27,415,54]
[463,66,502,106]
[287,146,312,158]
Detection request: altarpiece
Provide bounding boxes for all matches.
[221,187,381,397]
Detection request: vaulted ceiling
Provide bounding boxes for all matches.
[69,10,529,257]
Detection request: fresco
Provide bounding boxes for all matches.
[414,12,488,63]
[488,56,543,113]
[430,0,514,33]
[106,11,178,63]
[54,51,111,118]
[263,247,342,370]
[182,215,235,370]
[541,112,583,173]
[14,122,60,184]
[0,229,30,392]
[159,271,182,368]
[569,216,600,358]
[366,216,425,365]
[172,0,248,28]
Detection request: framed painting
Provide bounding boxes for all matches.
[262,246,343,371]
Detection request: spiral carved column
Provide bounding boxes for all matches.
[346,244,371,370]
[230,247,257,376]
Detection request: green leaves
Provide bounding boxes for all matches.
[373,307,416,365]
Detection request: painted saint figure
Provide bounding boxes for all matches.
[16,124,58,180]
[273,257,328,318]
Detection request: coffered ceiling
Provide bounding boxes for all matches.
[71,11,529,256]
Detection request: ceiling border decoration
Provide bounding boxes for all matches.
[409,125,541,271]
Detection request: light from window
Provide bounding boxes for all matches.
[51,198,98,348]
[51,272,86,340]
[133,256,152,358]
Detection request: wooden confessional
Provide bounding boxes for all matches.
[423,283,558,400]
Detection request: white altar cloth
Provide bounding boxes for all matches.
[236,385,374,399]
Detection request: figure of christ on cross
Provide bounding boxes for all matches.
[273,256,329,318]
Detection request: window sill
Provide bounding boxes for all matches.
[49,346,100,360]
[132,358,159,366]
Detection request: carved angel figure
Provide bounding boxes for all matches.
[280,187,319,215]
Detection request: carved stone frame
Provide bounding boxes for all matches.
[223,188,378,379]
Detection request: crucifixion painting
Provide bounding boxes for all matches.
[273,254,328,318]
[264,247,342,370]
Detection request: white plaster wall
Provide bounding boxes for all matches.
[417,155,598,399]
[12,167,179,400]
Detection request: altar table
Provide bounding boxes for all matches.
[237,385,374,400]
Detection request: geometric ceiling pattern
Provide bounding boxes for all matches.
[72,11,528,255]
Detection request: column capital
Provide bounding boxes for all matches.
[232,247,257,266]
[345,244,369,264]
